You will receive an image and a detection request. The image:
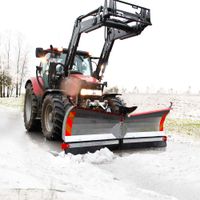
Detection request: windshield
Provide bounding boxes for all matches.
[41,52,92,76]
[71,55,92,76]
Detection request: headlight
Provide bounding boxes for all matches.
[80,89,102,96]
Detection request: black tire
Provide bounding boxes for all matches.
[24,83,41,131]
[106,96,125,114]
[41,94,65,140]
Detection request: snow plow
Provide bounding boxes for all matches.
[24,0,171,154]
[62,106,171,153]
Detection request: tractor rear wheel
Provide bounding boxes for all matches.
[24,83,41,131]
[41,95,65,140]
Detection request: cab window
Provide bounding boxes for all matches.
[72,55,92,76]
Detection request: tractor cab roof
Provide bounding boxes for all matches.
[36,47,90,58]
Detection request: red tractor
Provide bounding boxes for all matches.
[24,0,171,153]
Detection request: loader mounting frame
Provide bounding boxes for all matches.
[65,0,151,80]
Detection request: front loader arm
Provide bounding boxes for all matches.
[64,0,151,78]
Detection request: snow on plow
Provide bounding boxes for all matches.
[62,106,171,154]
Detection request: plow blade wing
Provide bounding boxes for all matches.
[123,108,170,148]
[62,106,170,154]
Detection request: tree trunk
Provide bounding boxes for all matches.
[19,53,27,97]
[2,84,5,97]
[16,83,19,97]
[7,86,10,97]
[10,87,14,97]
[0,85,2,98]
[16,46,21,97]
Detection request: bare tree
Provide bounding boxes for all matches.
[0,72,3,97]
[15,34,29,97]
[0,72,12,97]
[5,33,11,97]
[0,31,29,98]
[0,35,2,97]
[19,51,28,96]
[16,37,21,97]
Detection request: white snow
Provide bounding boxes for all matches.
[123,93,200,119]
[0,94,200,200]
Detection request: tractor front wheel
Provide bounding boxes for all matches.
[41,95,65,140]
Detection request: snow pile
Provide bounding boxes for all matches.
[59,148,115,164]
[81,147,115,164]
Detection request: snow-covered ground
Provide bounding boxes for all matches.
[123,93,200,119]
[0,94,200,200]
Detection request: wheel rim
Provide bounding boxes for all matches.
[44,104,53,132]
[25,93,32,122]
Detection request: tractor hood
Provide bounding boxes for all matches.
[61,74,102,97]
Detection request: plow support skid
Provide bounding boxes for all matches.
[62,106,170,154]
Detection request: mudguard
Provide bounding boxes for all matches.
[25,77,44,97]
[62,106,171,154]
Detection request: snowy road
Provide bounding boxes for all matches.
[0,106,200,200]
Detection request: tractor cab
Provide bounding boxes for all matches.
[36,48,96,89]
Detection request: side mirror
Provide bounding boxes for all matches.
[36,47,44,58]
[36,65,42,73]
[103,81,108,87]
